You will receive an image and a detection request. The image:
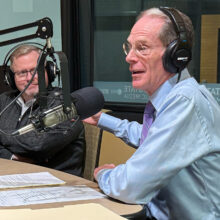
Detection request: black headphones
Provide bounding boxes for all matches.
[159,7,192,73]
[2,42,59,90]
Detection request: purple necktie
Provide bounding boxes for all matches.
[140,101,155,144]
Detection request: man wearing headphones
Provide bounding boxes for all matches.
[0,44,86,177]
[84,7,220,220]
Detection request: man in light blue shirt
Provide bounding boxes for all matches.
[84,7,220,220]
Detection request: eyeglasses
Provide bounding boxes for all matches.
[122,41,150,56]
[14,68,37,80]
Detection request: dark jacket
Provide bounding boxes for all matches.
[0,87,86,176]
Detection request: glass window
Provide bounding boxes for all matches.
[92,0,220,108]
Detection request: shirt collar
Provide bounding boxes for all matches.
[149,68,191,112]
[16,97,36,117]
[16,97,36,108]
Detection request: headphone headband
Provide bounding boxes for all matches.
[159,7,188,47]
[3,42,45,67]
[159,7,192,73]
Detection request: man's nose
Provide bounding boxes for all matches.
[125,49,139,64]
[26,71,35,80]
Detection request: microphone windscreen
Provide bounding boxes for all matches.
[71,87,105,120]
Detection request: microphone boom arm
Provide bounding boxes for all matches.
[0,17,53,47]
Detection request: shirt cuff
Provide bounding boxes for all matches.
[98,113,121,133]
[96,168,112,184]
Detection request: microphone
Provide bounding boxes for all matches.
[12,87,104,136]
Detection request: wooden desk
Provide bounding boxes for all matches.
[0,159,145,219]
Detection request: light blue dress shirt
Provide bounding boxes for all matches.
[97,70,220,220]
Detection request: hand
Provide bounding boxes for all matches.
[11,154,35,164]
[82,111,102,126]
[94,163,115,181]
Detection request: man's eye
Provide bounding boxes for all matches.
[137,45,148,51]
[19,71,27,75]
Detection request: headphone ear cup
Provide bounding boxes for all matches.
[163,40,192,73]
[162,40,179,73]
[3,66,17,90]
[172,46,192,72]
[45,61,57,84]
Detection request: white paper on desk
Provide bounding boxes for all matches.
[0,185,106,207]
[0,172,65,189]
[0,203,126,220]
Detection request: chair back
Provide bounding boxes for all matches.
[83,122,103,181]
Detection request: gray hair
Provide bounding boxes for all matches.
[10,44,41,71]
[137,7,194,48]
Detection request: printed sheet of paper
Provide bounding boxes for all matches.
[0,203,126,220]
[0,172,65,189]
[0,185,106,207]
